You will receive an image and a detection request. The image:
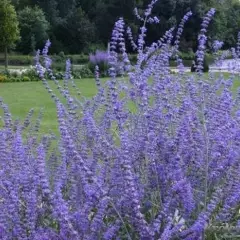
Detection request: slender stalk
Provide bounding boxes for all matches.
[202,93,210,240]
[203,101,210,210]
[110,201,132,240]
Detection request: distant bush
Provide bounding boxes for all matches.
[58,51,65,59]
[72,66,93,78]
[0,74,7,82]
[0,67,40,83]
[0,54,91,67]
[179,50,195,60]
[52,62,66,72]
[22,68,40,81]
[22,76,31,81]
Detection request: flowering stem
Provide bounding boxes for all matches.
[202,97,210,210]
[110,201,132,240]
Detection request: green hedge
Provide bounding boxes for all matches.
[51,54,89,64]
[0,53,140,66]
[67,54,89,64]
[0,55,33,65]
[0,52,219,68]
[0,54,90,66]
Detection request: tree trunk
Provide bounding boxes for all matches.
[4,46,8,71]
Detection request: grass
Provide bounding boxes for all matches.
[0,72,239,136]
[0,79,99,135]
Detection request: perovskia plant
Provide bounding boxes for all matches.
[0,0,240,239]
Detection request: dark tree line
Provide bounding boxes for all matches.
[9,0,240,54]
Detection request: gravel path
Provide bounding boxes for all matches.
[171,59,240,73]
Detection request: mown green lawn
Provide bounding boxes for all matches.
[0,79,99,134]
[0,73,240,135]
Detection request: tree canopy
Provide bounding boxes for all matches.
[2,0,240,54]
[0,0,20,68]
[17,6,49,54]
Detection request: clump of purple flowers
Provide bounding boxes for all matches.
[89,50,109,76]
[89,50,109,65]
[1,0,240,239]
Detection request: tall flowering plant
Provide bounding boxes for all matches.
[1,0,240,239]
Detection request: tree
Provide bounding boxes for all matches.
[11,0,35,10]
[17,6,50,54]
[224,0,240,48]
[57,0,76,18]
[37,0,59,26]
[1,0,239,55]
[55,7,96,53]
[78,0,97,18]
[0,0,20,70]
[143,0,177,45]
[92,0,139,48]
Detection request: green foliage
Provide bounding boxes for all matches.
[0,68,40,82]
[58,51,65,59]
[0,0,20,69]
[17,6,50,54]
[1,0,240,55]
[129,54,138,64]
[0,54,33,65]
[179,51,196,60]
[22,76,30,81]
[0,0,20,49]
[67,54,89,64]
[21,68,40,81]
[56,7,96,54]
[72,66,93,78]
[38,0,59,26]
[88,61,108,77]
[224,1,240,48]
[54,72,64,80]
[203,58,209,72]
[52,62,65,72]
[84,43,106,55]
[0,74,8,82]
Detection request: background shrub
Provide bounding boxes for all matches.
[22,68,40,81]
[72,66,93,78]
[0,74,7,82]
[22,76,31,82]
[51,62,66,72]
